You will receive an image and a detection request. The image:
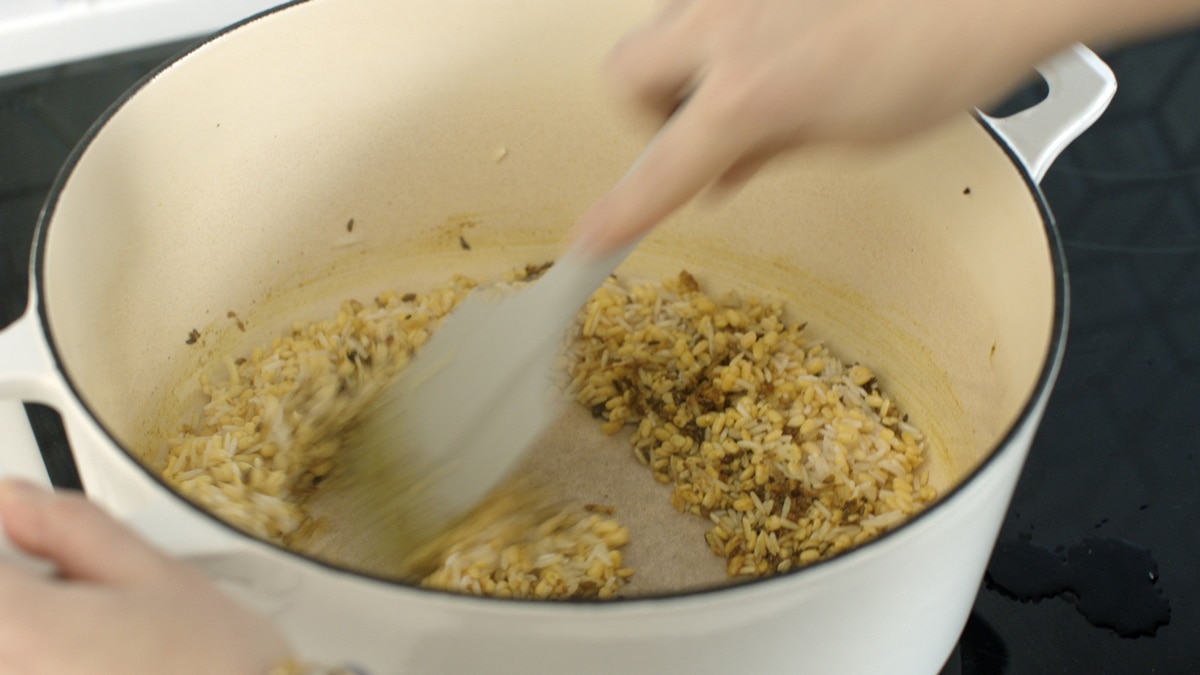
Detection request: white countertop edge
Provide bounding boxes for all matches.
[0,0,285,78]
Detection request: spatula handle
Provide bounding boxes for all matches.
[525,238,639,325]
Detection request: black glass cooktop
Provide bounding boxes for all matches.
[2,28,1198,675]
[947,31,1200,674]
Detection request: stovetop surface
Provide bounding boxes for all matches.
[2,29,1198,675]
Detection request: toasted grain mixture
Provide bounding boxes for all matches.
[564,271,937,577]
[158,266,632,598]
[159,265,933,597]
[419,500,632,599]
[159,277,475,545]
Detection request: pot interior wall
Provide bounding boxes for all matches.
[37,0,1055,587]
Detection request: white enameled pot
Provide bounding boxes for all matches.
[0,0,1114,672]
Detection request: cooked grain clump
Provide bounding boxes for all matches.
[565,271,937,578]
[161,265,933,597]
[161,279,477,544]
[420,499,633,599]
[160,266,632,599]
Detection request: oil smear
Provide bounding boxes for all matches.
[985,534,1171,638]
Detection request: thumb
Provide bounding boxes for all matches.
[0,478,175,585]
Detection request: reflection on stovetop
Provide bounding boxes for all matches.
[986,535,1170,638]
[1,28,1198,675]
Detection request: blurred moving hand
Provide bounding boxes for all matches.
[573,0,1200,254]
[0,478,291,675]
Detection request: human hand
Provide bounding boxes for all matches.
[571,0,1064,254]
[0,478,292,675]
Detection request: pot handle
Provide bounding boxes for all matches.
[0,312,60,570]
[0,396,68,574]
[0,400,51,488]
[0,309,66,408]
[979,43,1116,184]
[0,311,252,567]
[0,311,65,486]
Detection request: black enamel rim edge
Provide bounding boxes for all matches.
[29,0,1070,608]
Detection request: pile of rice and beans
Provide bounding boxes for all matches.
[158,264,936,599]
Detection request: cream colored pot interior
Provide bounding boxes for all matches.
[38,0,1054,588]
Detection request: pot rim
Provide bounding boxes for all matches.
[28,0,1069,606]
